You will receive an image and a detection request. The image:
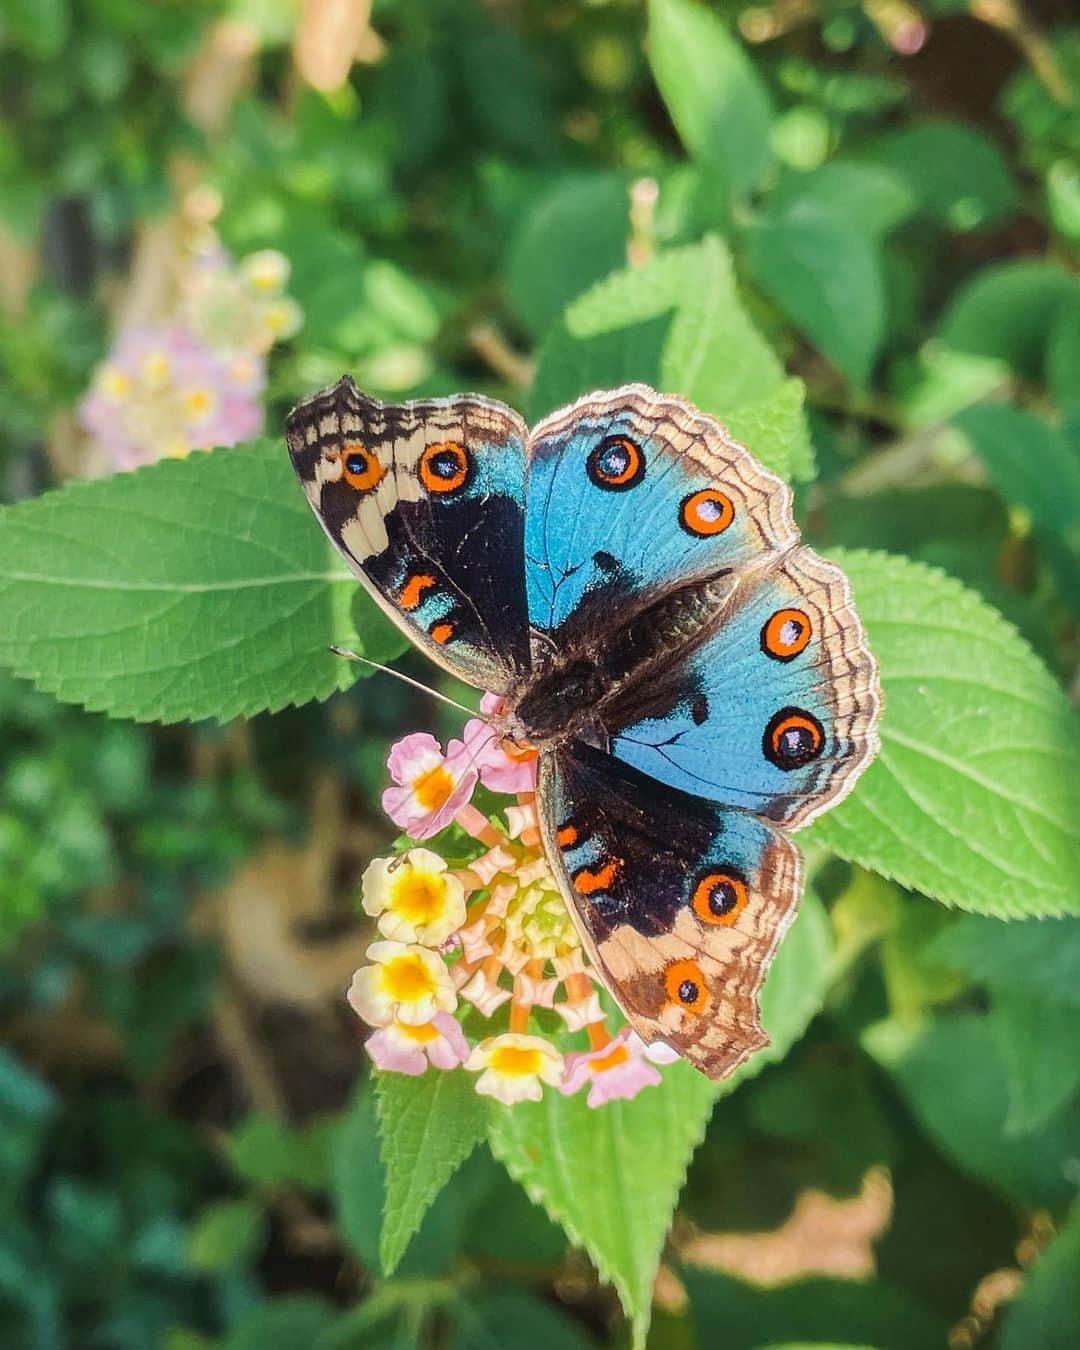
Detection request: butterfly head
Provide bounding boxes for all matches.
[506,658,606,748]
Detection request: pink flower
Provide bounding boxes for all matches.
[365,1012,471,1075]
[561,1027,663,1107]
[462,694,538,794]
[80,323,265,470]
[382,732,479,838]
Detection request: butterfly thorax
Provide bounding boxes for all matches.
[506,567,745,749]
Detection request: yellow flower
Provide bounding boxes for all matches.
[184,386,218,422]
[140,350,172,390]
[347,941,457,1027]
[466,1033,564,1105]
[97,365,131,400]
[240,249,291,294]
[361,848,466,946]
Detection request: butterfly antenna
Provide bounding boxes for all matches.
[329,646,494,724]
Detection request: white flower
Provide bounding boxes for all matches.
[347,941,457,1027]
[361,848,466,946]
[466,1033,564,1105]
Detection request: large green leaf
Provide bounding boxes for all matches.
[0,440,397,723]
[529,237,810,481]
[807,550,1080,918]
[769,160,917,239]
[990,992,1080,1136]
[647,0,773,199]
[507,173,630,337]
[487,893,831,1349]
[375,1068,489,1275]
[953,404,1080,602]
[862,122,1018,231]
[743,200,886,387]
[937,260,1080,381]
[447,1293,595,1350]
[863,1013,1080,1209]
[682,1268,945,1350]
[930,915,1080,1004]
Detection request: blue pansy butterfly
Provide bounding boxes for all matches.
[287,380,881,1080]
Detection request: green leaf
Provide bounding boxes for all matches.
[770,161,917,239]
[862,122,1018,231]
[529,238,809,481]
[227,1113,333,1191]
[990,992,1080,1136]
[187,1198,266,1273]
[333,1083,491,1278]
[743,201,886,386]
[507,174,630,337]
[722,378,810,483]
[682,1268,945,1350]
[487,892,830,1350]
[862,1013,1080,1208]
[447,1293,594,1350]
[0,439,370,723]
[1048,300,1080,412]
[953,403,1080,601]
[647,0,773,198]
[376,1068,489,1275]
[1000,1204,1080,1350]
[930,914,1080,1006]
[807,551,1080,918]
[224,1295,338,1350]
[938,260,1080,380]
[332,1086,385,1270]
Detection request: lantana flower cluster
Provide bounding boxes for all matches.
[348,696,676,1107]
[80,246,302,471]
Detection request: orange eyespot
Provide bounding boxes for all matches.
[763,706,825,770]
[573,859,620,894]
[664,959,711,1014]
[340,442,386,492]
[400,573,436,611]
[420,441,471,494]
[430,622,454,645]
[557,823,579,848]
[680,488,734,536]
[691,870,749,926]
[587,436,645,491]
[761,608,811,661]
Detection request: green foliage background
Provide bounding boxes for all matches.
[1,0,1078,1347]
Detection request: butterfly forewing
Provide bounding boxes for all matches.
[286,376,532,692]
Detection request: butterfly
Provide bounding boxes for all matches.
[286,378,881,1080]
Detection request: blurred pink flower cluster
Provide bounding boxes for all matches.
[348,696,676,1108]
[80,248,302,471]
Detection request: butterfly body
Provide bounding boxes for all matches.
[287,377,881,1080]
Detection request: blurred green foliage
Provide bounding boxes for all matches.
[1,0,1079,1347]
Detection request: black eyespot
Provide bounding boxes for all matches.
[593,550,619,572]
[711,880,738,915]
[678,979,700,1004]
[763,706,825,770]
[691,695,709,726]
[345,452,365,475]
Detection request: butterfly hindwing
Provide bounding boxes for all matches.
[286,377,531,692]
[604,546,881,828]
[538,741,803,1079]
[524,383,798,643]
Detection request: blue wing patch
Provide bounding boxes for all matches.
[523,384,797,636]
[606,548,881,828]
